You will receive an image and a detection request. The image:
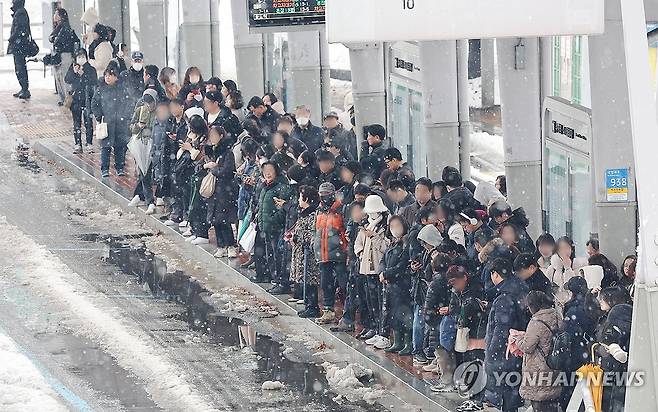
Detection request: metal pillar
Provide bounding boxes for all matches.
[496,37,542,239]
[588,0,637,266]
[457,39,472,181]
[136,0,166,68]
[347,43,386,145]
[419,40,459,181]
[231,0,264,99]
[60,0,84,37]
[179,0,213,78]
[480,39,496,108]
[287,30,330,116]
[210,0,221,76]
[623,0,658,409]
[98,0,130,45]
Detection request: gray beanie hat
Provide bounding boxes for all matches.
[318,182,336,196]
[417,224,443,248]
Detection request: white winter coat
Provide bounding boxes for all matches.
[546,254,587,305]
[89,41,113,79]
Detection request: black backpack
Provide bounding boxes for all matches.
[534,318,572,371]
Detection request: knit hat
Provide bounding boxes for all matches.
[142,88,158,102]
[417,224,443,247]
[131,51,144,61]
[318,182,336,196]
[363,195,388,214]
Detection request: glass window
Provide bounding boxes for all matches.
[545,145,569,238]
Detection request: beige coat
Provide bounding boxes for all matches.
[518,308,563,402]
[546,254,587,305]
[354,226,390,275]
[89,41,113,79]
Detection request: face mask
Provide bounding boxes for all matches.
[297,117,310,127]
[133,62,143,71]
[76,57,86,65]
[390,227,403,239]
[194,94,203,102]
[190,75,200,84]
[321,195,335,205]
[368,212,380,220]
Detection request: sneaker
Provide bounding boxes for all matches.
[73,145,83,154]
[145,204,156,215]
[296,299,305,304]
[360,329,377,340]
[116,170,126,177]
[456,400,484,412]
[330,320,355,333]
[298,307,321,318]
[18,90,31,99]
[268,285,291,295]
[429,382,456,393]
[422,359,440,373]
[365,334,384,346]
[315,310,336,325]
[178,220,188,228]
[128,195,143,207]
[164,220,177,227]
[101,170,110,178]
[13,90,22,98]
[84,143,94,154]
[156,198,165,206]
[214,248,228,258]
[373,337,391,350]
[191,237,209,245]
[288,297,298,303]
[413,353,430,365]
[227,246,239,258]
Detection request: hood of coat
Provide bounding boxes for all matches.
[474,181,506,208]
[508,207,530,229]
[81,7,100,27]
[11,0,25,11]
[531,308,560,328]
[417,224,443,248]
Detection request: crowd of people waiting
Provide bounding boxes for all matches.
[10,4,639,412]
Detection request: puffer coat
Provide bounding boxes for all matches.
[91,78,132,148]
[314,200,348,263]
[518,308,563,401]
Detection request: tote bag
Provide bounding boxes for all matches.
[96,117,108,140]
[199,173,216,198]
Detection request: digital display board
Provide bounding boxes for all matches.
[248,0,325,29]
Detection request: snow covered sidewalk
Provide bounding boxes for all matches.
[0,332,68,412]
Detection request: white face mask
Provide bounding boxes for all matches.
[368,212,380,220]
[194,94,203,102]
[297,117,310,127]
[76,56,87,65]
[133,62,143,71]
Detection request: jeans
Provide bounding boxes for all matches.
[319,261,347,310]
[100,144,127,173]
[412,304,424,354]
[13,53,28,91]
[71,104,94,146]
[133,166,154,204]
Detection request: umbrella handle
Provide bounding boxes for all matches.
[591,342,601,364]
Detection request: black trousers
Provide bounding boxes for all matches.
[214,222,235,247]
[13,53,28,91]
[71,104,94,146]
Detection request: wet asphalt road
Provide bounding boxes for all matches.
[0,115,385,411]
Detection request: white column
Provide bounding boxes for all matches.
[231,0,264,99]
[179,0,213,78]
[347,43,386,146]
[419,40,459,181]
[496,37,542,239]
[319,28,331,116]
[210,0,221,76]
[588,0,638,266]
[623,0,658,410]
[287,30,328,116]
[98,0,130,45]
[457,39,472,181]
[61,0,84,37]
[137,0,166,68]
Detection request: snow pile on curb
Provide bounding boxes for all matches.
[0,220,220,412]
[261,381,284,391]
[322,362,384,405]
[0,333,67,412]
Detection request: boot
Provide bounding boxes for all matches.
[298,285,321,318]
[18,89,31,99]
[398,329,413,356]
[288,283,302,302]
[385,329,405,353]
[316,309,336,324]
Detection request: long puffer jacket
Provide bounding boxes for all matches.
[91,78,132,148]
[314,200,348,263]
[518,308,563,402]
[354,220,390,275]
[257,175,293,235]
